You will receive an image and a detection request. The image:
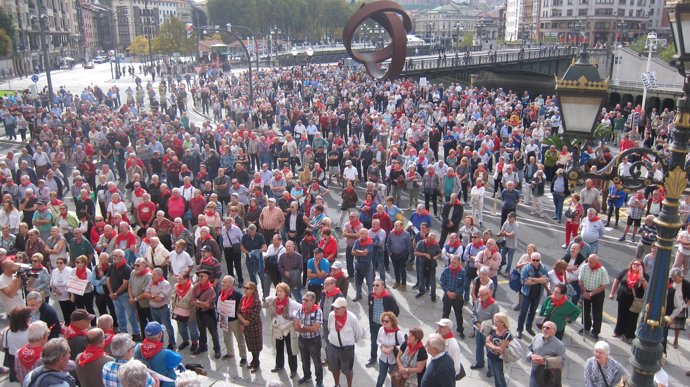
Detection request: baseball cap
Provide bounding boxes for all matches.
[332,297,347,309]
[313,247,324,254]
[196,268,211,275]
[332,261,344,270]
[436,318,453,329]
[145,321,163,336]
[200,245,212,252]
[71,309,96,322]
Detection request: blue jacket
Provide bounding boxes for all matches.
[420,352,456,387]
[521,263,549,297]
[410,211,433,230]
[134,344,182,387]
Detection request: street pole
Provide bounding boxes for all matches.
[145,0,154,68]
[37,3,53,101]
[641,32,657,112]
[615,44,621,86]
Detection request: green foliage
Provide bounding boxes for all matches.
[206,0,356,42]
[456,32,474,48]
[0,7,15,37]
[593,122,613,140]
[152,18,195,55]
[628,36,676,63]
[660,42,676,63]
[128,35,151,56]
[0,29,9,57]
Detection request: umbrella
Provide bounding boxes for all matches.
[62,57,75,62]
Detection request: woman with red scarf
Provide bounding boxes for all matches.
[394,327,428,387]
[238,281,263,372]
[264,282,301,377]
[68,255,97,326]
[171,271,200,352]
[537,284,581,340]
[609,259,649,341]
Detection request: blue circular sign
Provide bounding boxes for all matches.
[31,74,39,83]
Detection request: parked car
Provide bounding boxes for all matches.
[83,61,94,69]
[93,56,107,64]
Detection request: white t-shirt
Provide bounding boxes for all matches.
[678,230,690,255]
[654,368,669,387]
[0,273,23,313]
[170,250,193,276]
[50,267,73,301]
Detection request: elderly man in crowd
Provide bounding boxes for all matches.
[134,321,182,386]
[143,267,175,349]
[578,254,609,341]
[527,321,566,387]
[75,327,114,387]
[103,333,157,387]
[327,298,365,387]
[23,338,76,387]
[14,320,51,383]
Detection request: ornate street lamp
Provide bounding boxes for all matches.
[555,50,608,140]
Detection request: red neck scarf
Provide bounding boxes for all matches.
[555,271,565,283]
[481,296,496,309]
[551,294,567,307]
[115,260,126,270]
[78,344,106,367]
[425,239,438,247]
[627,269,640,289]
[241,295,255,314]
[442,331,455,340]
[406,339,424,356]
[371,225,381,233]
[325,286,342,297]
[196,280,213,293]
[358,235,374,247]
[392,228,404,236]
[200,254,215,266]
[349,219,361,228]
[75,266,87,280]
[176,281,192,299]
[133,188,145,197]
[173,224,185,237]
[331,270,345,280]
[135,268,151,277]
[205,210,216,217]
[151,276,164,286]
[50,199,63,206]
[447,239,461,249]
[373,289,390,300]
[589,215,601,222]
[384,325,399,334]
[334,311,347,332]
[63,324,87,340]
[450,265,462,278]
[219,288,234,302]
[275,296,289,316]
[17,344,43,368]
[140,338,164,359]
[591,262,603,271]
[302,303,319,315]
[103,329,115,349]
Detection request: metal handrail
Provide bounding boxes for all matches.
[400,47,577,72]
[613,80,684,89]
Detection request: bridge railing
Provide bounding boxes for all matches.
[613,80,684,90]
[401,47,577,72]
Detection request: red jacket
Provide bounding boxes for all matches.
[373,212,393,234]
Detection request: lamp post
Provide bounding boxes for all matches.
[33,4,53,100]
[557,3,690,385]
[475,19,485,49]
[306,47,314,65]
[143,0,154,68]
[641,31,658,112]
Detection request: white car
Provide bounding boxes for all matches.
[93,56,107,64]
[83,61,94,69]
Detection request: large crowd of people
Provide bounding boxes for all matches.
[0,58,685,387]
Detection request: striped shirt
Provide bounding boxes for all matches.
[296,306,323,339]
[259,206,285,230]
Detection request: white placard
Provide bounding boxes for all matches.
[420,77,428,87]
[218,300,235,318]
[66,277,88,296]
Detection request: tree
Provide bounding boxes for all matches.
[152,18,195,55]
[128,35,151,56]
[0,7,15,37]
[456,32,474,48]
[0,29,10,57]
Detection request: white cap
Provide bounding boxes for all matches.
[332,297,347,309]
[436,318,453,329]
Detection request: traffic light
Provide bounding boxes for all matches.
[186,23,194,39]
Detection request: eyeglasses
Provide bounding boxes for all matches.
[57,262,65,265]
[382,320,391,323]
[532,259,541,262]
[134,264,140,267]
[243,286,251,290]
[471,236,478,239]
[632,263,641,267]
[31,260,40,263]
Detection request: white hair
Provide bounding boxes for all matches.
[426,333,447,352]
[175,371,202,387]
[594,340,610,355]
[118,359,149,387]
[27,321,49,343]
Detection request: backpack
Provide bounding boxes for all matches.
[502,336,524,363]
[508,268,522,293]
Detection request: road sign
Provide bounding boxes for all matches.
[31,74,39,83]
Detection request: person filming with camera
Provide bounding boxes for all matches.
[0,259,23,317]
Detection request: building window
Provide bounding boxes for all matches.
[579,9,588,16]
[567,9,573,16]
